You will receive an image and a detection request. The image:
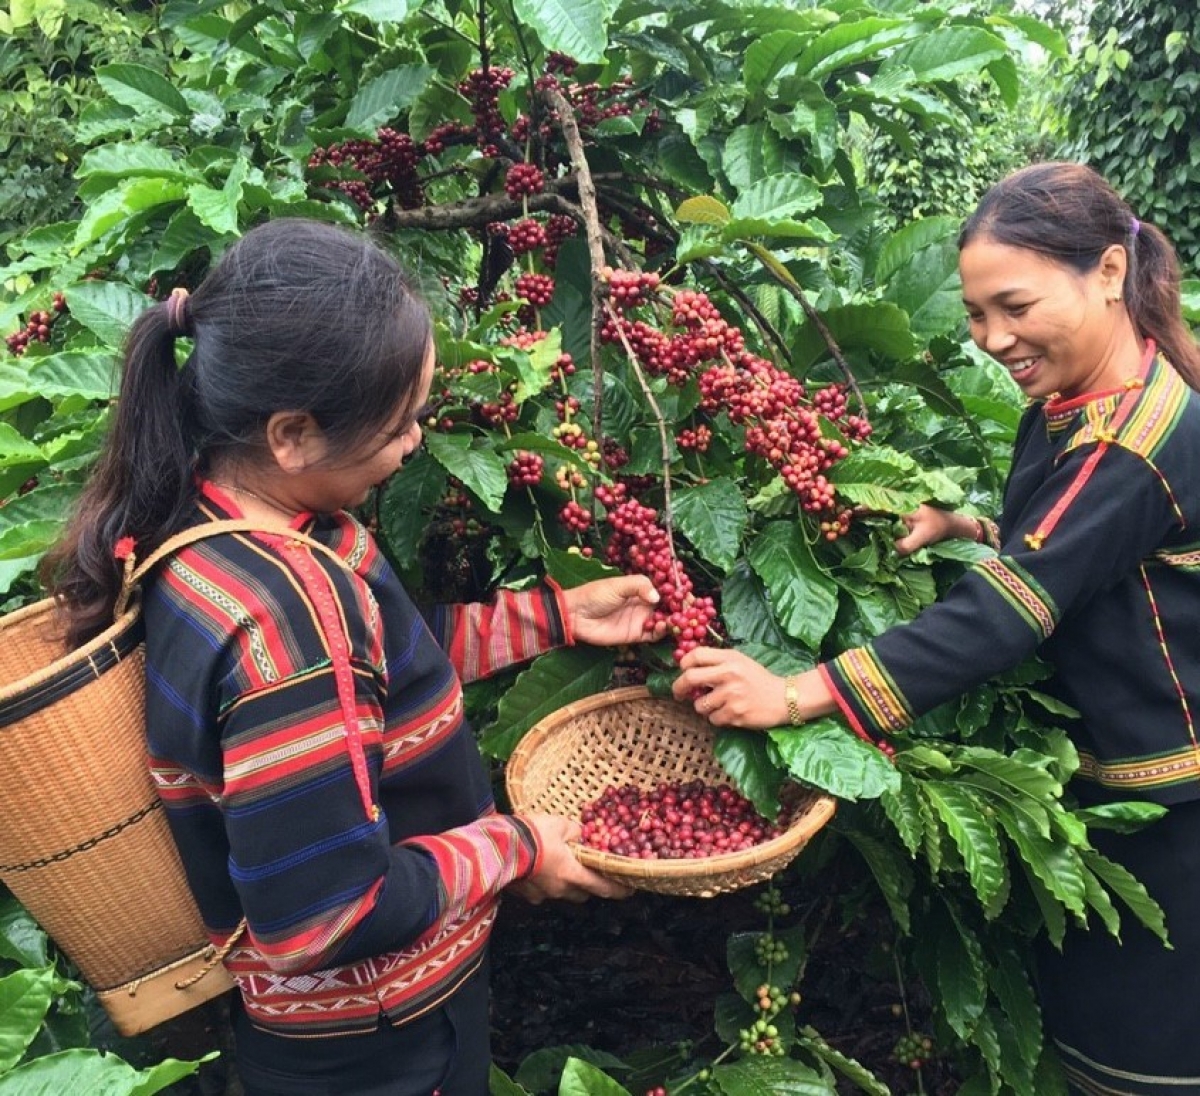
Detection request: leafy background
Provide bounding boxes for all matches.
[1,0,1198,1092]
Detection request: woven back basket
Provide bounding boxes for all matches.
[0,520,336,1036]
[506,686,836,897]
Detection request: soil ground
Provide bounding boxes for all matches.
[489,883,962,1095]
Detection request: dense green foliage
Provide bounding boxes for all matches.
[1057,0,1200,276]
[0,2,1180,1093]
[865,78,1046,230]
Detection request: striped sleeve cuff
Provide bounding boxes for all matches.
[447,584,568,682]
[401,813,542,923]
[818,648,914,741]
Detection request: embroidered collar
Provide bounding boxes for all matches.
[1041,340,1155,438]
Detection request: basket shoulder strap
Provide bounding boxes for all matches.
[117,520,358,616]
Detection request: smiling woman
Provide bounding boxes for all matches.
[672,162,1200,1096]
[959,238,1139,400]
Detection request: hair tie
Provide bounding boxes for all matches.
[166,287,193,337]
[1129,217,1141,238]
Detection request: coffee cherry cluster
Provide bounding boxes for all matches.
[754,983,795,1013]
[423,120,473,156]
[307,127,425,213]
[603,266,660,309]
[676,425,712,453]
[754,933,789,965]
[578,779,784,859]
[506,451,544,487]
[558,499,593,533]
[542,213,579,267]
[600,288,745,387]
[812,382,873,442]
[597,281,870,540]
[504,218,548,255]
[753,886,791,918]
[602,495,719,662]
[738,1018,785,1057]
[6,292,66,355]
[535,70,652,133]
[505,162,545,199]
[892,1032,935,1070]
[458,66,515,152]
[515,272,555,307]
[698,359,863,537]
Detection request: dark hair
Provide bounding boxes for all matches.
[45,218,432,644]
[959,161,1200,389]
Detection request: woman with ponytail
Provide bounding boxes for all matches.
[46,219,663,1095]
[673,163,1200,1093]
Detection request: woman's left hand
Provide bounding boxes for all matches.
[561,575,664,646]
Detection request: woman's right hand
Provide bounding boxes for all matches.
[509,813,633,904]
[894,504,979,556]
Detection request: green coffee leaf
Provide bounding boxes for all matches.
[424,432,509,513]
[510,0,614,63]
[1082,849,1169,944]
[993,805,1087,919]
[880,775,925,855]
[0,967,57,1072]
[672,478,747,572]
[559,1056,633,1096]
[378,453,447,571]
[797,1026,889,1096]
[710,1052,830,1094]
[345,65,434,132]
[925,900,987,1040]
[843,828,913,932]
[479,648,615,760]
[97,63,189,116]
[27,350,120,400]
[714,729,786,819]
[770,720,900,801]
[514,1047,628,1094]
[747,523,838,648]
[1073,801,1168,833]
[921,782,1008,916]
[987,944,1043,1071]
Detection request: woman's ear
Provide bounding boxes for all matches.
[264,411,327,473]
[1098,243,1128,299]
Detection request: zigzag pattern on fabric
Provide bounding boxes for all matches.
[1077,744,1200,793]
[226,905,496,1034]
[975,556,1059,640]
[824,647,911,735]
[1152,543,1200,571]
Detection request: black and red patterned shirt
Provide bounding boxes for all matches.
[820,348,1200,804]
[144,482,569,1035]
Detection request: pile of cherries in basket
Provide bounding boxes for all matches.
[578,779,784,859]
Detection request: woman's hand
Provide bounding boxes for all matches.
[671,647,788,728]
[509,814,633,904]
[560,575,664,647]
[672,648,838,729]
[894,504,980,556]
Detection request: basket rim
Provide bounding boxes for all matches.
[0,598,142,717]
[505,685,838,882]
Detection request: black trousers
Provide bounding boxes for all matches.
[1037,797,1200,1095]
[231,961,491,1096]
